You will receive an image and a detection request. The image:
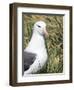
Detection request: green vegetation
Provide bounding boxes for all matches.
[23,14,63,73]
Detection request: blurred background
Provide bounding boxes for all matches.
[23,14,63,74]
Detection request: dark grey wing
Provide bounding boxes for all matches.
[24,51,36,71]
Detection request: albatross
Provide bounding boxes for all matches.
[24,21,48,74]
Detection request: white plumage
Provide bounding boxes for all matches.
[24,21,48,74]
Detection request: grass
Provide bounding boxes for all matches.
[23,14,63,73]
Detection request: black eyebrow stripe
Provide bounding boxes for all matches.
[37,25,41,28]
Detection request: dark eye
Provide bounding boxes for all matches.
[37,25,41,28]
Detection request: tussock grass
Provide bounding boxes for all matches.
[23,14,63,73]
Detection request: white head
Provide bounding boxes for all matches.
[33,21,48,37]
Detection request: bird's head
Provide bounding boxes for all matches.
[33,21,48,37]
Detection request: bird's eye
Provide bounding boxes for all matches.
[37,25,41,28]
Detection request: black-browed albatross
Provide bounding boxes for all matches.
[24,21,48,74]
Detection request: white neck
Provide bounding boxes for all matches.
[25,30,46,53]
